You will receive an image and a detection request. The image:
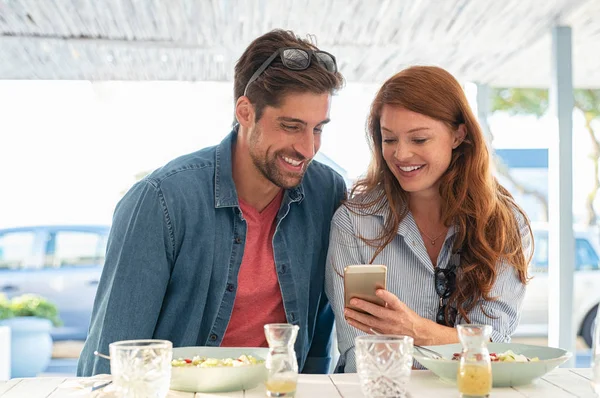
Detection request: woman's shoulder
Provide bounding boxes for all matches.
[511,205,533,256]
[344,186,389,215]
[331,187,389,230]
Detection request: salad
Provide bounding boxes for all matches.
[452,350,539,362]
[171,354,263,368]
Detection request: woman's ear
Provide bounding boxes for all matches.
[453,124,467,149]
[235,96,254,128]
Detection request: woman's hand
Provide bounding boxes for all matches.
[344,289,427,341]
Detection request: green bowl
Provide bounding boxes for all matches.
[413,343,572,387]
[170,347,268,393]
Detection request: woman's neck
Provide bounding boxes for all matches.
[408,191,444,227]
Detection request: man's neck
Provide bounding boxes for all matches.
[231,139,282,212]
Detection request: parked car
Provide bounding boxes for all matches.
[516,223,600,347]
[0,225,109,341]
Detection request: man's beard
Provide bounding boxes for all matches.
[249,127,309,189]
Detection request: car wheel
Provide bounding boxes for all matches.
[581,305,598,348]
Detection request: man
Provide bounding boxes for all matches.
[77,29,346,376]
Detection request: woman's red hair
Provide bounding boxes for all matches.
[347,66,532,322]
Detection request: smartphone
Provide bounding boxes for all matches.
[343,264,387,313]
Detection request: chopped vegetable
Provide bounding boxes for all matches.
[452,350,539,362]
[171,354,263,368]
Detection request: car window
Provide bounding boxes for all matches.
[44,231,107,268]
[0,231,37,269]
[531,234,549,272]
[575,238,600,271]
[531,233,600,272]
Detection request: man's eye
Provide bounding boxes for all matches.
[282,124,300,131]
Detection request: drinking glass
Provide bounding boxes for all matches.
[355,335,414,398]
[109,339,172,398]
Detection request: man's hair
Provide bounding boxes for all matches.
[234,29,344,122]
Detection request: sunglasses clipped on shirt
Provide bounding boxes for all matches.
[434,250,461,326]
[243,47,338,96]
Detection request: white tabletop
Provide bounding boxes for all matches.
[0,368,597,397]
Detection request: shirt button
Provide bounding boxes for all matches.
[278,264,287,274]
[227,283,235,292]
[234,237,242,244]
[209,334,218,341]
[412,241,416,246]
[289,312,295,322]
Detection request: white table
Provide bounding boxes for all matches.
[0,369,597,397]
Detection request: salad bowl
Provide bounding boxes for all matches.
[413,343,571,387]
[170,346,268,392]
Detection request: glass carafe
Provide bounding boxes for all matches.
[264,323,299,397]
[456,324,493,398]
[592,310,600,394]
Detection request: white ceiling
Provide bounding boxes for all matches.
[1,0,599,87]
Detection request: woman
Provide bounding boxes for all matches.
[325,66,533,373]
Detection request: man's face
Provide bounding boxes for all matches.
[248,92,332,189]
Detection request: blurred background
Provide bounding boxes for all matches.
[1,0,599,377]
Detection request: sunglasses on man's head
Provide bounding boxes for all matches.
[243,47,338,96]
[434,251,461,326]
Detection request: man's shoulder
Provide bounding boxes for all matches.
[304,160,346,187]
[296,161,348,212]
[145,145,218,186]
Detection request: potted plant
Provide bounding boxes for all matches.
[0,295,13,320]
[0,294,62,378]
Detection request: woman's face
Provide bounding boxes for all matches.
[380,105,465,198]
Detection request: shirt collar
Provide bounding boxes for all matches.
[364,187,458,239]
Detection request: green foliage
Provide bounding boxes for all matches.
[0,294,62,327]
[574,90,600,119]
[491,88,548,117]
[491,88,600,120]
[0,294,13,321]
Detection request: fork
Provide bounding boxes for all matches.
[91,380,113,392]
[90,351,113,391]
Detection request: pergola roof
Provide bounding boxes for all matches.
[1,0,599,87]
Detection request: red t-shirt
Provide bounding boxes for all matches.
[220,190,287,347]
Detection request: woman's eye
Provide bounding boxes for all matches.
[383,138,397,144]
[413,138,428,144]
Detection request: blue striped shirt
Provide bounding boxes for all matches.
[325,190,531,372]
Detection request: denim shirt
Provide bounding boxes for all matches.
[77,130,347,376]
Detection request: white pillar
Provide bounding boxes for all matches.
[547,25,575,367]
[0,326,10,380]
[475,83,493,146]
